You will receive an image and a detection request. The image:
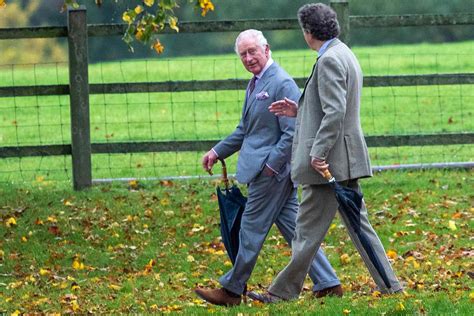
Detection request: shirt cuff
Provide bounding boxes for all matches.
[211,148,219,158]
[265,164,278,174]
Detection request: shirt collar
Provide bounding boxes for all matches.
[255,58,274,80]
[318,38,336,58]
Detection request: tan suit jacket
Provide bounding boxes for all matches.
[291,39,372,184]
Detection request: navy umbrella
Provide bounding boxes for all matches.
[214,159,247,264]
[323,169,392,289]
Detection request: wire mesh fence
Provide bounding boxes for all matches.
[0,50,473,183]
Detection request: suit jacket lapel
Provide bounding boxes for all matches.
[243,63,277,119]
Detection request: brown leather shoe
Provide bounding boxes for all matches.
[314,285,343,298]
[194,287,241,306]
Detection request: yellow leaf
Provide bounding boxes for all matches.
[199,0,215,17]
[469,291,474,301]
[134,5,143,14]
[108,284,121,291]
[396,302,405,311]
[11,311,21,316]
[169,17,179,32]
[71,299,80,312]
[21,236,27,242]
[187,255,195,262]
[343,309,351,315]
[448,220,457,231]
[72,260,84,270]
[160,198,170,206]
[129,179,139,189]
[5,217,17,227]
[144,259,156,274]
[144,0,154,7]
[122,12,132,24]
[340,253,351,265]
[39,268,50,276]
[0,0,6,9]
[152,39,165,54]
[47,216,57,223]
[372,290,381,298]
[71,284,80,291]
[0,250,4,258]
[386,249,397,260]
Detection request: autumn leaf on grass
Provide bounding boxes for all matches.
[72,254,85,270]
[340,253,351,265]
[48,225,61,236]
[144,259,156,274]
[39,268,51,276]
[5,217,16,227]
[386,249,398,260]
[128,179,141,190]
[108,284,121,291]
[448,220,457,231]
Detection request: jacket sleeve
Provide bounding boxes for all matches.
[265,77,301,172]
[213,117,245,159]
[310,56,347,160]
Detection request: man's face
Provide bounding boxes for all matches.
[237,37,269,76]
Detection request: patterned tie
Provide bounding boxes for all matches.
[248,76,257,96]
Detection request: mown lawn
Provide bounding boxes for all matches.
[0,168,472,314]
[0,41,473,181]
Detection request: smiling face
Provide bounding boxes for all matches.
[237,36,270,76]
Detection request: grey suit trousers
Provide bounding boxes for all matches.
[219,172,340,294]
[268,180,403,300]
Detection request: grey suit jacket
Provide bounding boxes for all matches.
[214,62,301,184]
[291,39,372,185]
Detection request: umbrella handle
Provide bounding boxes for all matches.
[323,169,336,183]
[219,159,230,190]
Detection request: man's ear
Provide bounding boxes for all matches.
[265,44,270,56]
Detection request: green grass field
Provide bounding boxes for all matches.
[0,169,472,313]
[0,41,473,181]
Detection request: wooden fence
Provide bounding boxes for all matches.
[0,0,473,189]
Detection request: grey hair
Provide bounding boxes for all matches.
[298,3,340,41]
[234,29,271,56]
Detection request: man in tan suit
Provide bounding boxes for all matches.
[251,3,403,302]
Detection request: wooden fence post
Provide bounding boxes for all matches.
[68,6,92,190]
[330,0,350,45]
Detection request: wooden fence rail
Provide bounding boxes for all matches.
[1,73,474,97]
[1,14,473,39]
[0,0,473,189]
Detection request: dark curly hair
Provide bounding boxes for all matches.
[297,3,340,41]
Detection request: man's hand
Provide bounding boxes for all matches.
[268,97,298,117]
[310,157,329,177]
[202,150,218,174]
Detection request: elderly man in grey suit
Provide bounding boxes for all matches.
[251,4,403,303]
[194,29,342,306]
